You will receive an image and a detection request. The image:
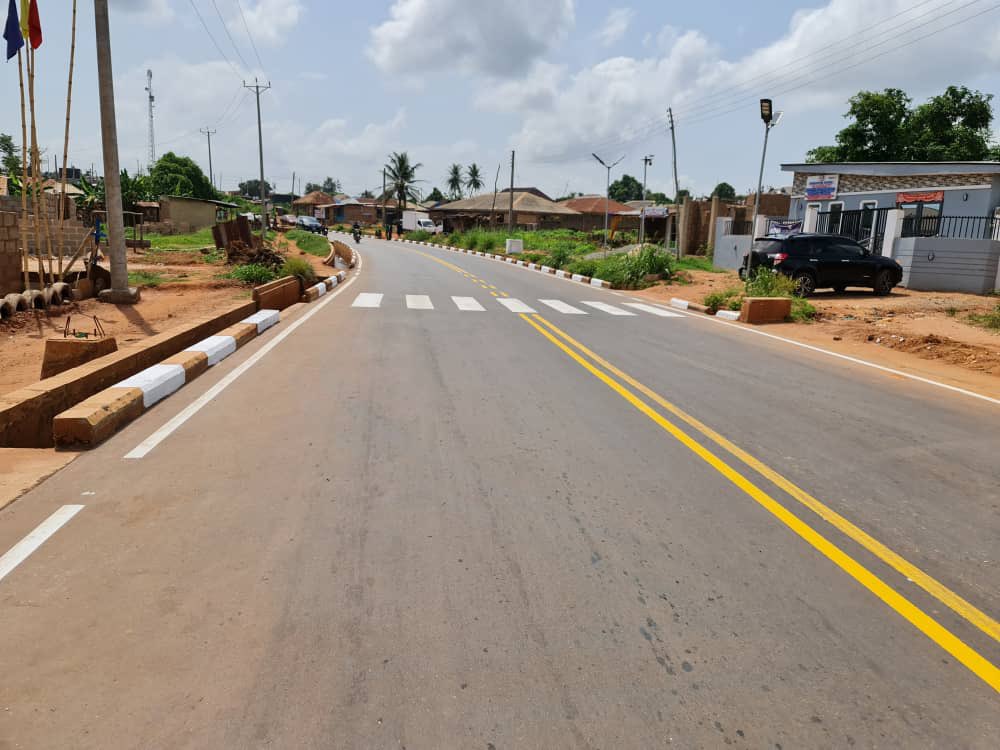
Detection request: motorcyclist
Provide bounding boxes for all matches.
[352,221,362,242]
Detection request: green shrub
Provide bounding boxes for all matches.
[790,297,817,322]
[229,263,278,285]
[408,229,432,241]
[546,245,572,269]
[704,287,743,313]
[745,268,798,298]
[479,234,497,252]
[128,270,165,287]
[521,251,547,264]
[968,303,1000,330]
[589,246,676,289]
[565,259,598,277]
[464,233,479,250]
[280,256,316,284]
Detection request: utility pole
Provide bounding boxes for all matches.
[592,152,624,253]
[200,127,216,189]
[94,0,138,302]
[145,69,155,165]
[640,154,653,245]
[243,78,271,239]
[668,108,679,202]
[508,150,515,234]
[291,170,295,196]
[382,167,387,237]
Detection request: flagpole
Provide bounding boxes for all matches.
[16,48,29,294]
[57,0,77,276]
[28,46,56,289]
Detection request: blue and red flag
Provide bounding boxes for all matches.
[4,0,24,60]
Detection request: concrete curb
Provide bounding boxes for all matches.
[333,231,612,290]
[716,310,741,321]
[53,308,282,448]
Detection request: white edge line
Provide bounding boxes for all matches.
[124,255,365,459]
[0,505,85,583]
[642,299,1000,407]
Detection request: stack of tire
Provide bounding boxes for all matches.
[0,282,73,320]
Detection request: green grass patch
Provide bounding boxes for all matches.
[286,229,331,256]
[280,256,316,285]
[703,287,744,313]
[146,227,216,251]
[127,270,166,287]
[224,263,278,286]
[677,255,724,273]
[968,303,1000,330]
[408,229,433,241]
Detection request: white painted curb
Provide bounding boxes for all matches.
[556,270,569,278]
[185,335,237,367]
[670,298,690,310]
[571,273,584,282]
[589,277,604,288]
[117,363,187,408]
[243,309,280,333]
[716,309,741,321]
[541,265,552,273]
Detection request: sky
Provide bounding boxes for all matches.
[2,0,1000,200]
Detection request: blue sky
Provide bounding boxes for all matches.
[3,1,1000,199]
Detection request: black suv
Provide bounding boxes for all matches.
[742,234,902,296]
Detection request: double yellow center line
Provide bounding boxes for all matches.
[521,312,1000,693]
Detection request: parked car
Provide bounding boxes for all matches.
[279,214,297,227]
[742,233,902,296]
[295,215,325,234]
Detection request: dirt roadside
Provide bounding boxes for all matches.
[634,269,1000,398]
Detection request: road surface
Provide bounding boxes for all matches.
[1,235,997,748]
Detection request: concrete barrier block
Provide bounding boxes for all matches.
[242,309,280,334]
[323,278,334,291]
[218,322,258,348]
[669,298,690,310]
[116,363,186,408]
[556,270,568,278]
[740,297,792,324]
[184,335,237,366]
[252,276,300,311]
[716,310,740,321]
[52,386,145,448]
[40,336,118,380]
[571,273,584,282]
[590,277,609,288]
[160,350,209,381]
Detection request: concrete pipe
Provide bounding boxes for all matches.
[0,297,12,319]
[51,281,73,303]
[43,286,63,307]
[3,292,28,312]
[21,289,45,309]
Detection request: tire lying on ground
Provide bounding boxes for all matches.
[43,286,63,307]
[51,281,73,303]
[3,292,28,313]
[21,289,45,309]
[0,297,12,319]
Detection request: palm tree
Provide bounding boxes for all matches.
[446,163,465,199]
[384,151,422,213]
[465,163,484,195]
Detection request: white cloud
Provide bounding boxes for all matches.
[598,8,634,47]
[368,0,575,77]
[474,61,567,113]
[299,72,328,82]
[111,0,173,22]
[230,0,303,46]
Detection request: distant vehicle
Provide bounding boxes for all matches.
[278,214,297,226]
[295,215,325,234]
[742,233,902,296]
[402,210,442,234]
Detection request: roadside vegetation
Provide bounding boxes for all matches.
[280,256,317,285]
[127,270,166,287]
[285,229,331,256]
[703,269,817,323]
[225,263,278,286]
[967,302,1000,331]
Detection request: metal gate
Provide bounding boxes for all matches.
[816,207,890,253]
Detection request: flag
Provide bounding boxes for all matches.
[4,0,23,60]
[24,0,38,49]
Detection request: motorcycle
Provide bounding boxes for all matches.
[352,228,361,244]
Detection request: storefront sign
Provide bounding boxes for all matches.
[314,208,325,219]
[767,220,802,236]
[896,190,943,204]
[805,174,839,200]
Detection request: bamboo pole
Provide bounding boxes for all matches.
[16,51,30,293]
[58,0,79,276]
[27,48,56,288]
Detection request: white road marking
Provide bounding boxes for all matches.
[125,255,364,459]
[498,298,536,313]
[405,294,434,310]
[452,296,485,311]
[352,292,383,308]
[538,299,587,315]
[0,505,84,584]
[622,302,683,318]
[642,300,1000,407]
[580,301,635,316]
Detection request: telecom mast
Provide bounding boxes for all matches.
[145,69,156,165]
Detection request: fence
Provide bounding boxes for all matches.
[901,214,998,240]
[816,207,890,248]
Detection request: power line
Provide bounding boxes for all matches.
[235,0,266,73]
[211,0,251,71]
[187,0,243,80]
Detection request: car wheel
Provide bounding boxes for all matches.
[833,284,847,294]
[793,271,816,297]
[873,269,894,296]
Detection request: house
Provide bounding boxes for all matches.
[291,190,336,216]
[159,196,238,230]
[432,188,580,232]
[313,197,377,225]
[558,195,637,232]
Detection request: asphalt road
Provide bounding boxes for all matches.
[1,235,997,748]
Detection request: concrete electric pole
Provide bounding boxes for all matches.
[94,0,138,303]
[200,127,216,189]
[145,69,155,166]
[243,78,271,239]
[508,150,515,234]
[668,108,679,203]
[640,154,653,245]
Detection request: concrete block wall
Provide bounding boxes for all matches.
[0,211,22,294]
[894,237,1000,294]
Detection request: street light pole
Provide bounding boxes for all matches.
[640,154,653,245]
[93,0,138,302]
[592,152,624,254]
[748,99,783,280]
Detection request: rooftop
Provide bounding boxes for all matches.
[781,161,1000,177]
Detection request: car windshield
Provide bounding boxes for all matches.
[751,239,784,252]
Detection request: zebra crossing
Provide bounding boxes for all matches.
[350,293,684,318]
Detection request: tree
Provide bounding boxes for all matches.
[321,176,342,195]
[647,191,671,204]
[149,152,217,199]
[0,133,21,176]
[465,163,484,195]
[360,188,374,198]
[675,188,691,202]
[304,182,322,193]
[426,187,445,203]
[555,191,582,201]
[239,178,272,197]
[608,173,644,202]
[446,163,464,199]
[711,182,736,200]
[806,86,999,162]
[385,151,422,214]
